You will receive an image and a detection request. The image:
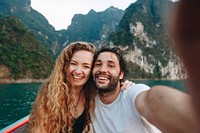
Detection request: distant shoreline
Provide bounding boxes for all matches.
[0,78,185,84]
[0,79,47,84]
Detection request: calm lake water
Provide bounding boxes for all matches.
[0,80,187,129]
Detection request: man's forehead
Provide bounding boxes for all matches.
[97,52,118,62]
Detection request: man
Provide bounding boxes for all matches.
[91,47,198,133]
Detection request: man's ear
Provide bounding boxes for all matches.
[119,71,124,80]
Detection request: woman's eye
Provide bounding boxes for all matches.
[70,62,76,65]
[84,66,90,69]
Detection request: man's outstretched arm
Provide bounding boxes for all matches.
[135,85,198,133]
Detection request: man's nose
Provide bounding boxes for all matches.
[98,64,107,72]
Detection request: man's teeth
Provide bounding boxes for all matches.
[98,76,107,80]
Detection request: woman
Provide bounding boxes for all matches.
[28,42,96,133]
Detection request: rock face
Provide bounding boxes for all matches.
[124,22,186,80]
[108,0,185,79]
[0,65,11,79]
[124,47,186,80]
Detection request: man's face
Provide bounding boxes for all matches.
[92,52,124,93]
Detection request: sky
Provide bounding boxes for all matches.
[31,0,136,30]
[31,0,177,30]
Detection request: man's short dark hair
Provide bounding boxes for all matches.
[94,47,127,76]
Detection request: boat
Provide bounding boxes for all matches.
[0,115,29,133]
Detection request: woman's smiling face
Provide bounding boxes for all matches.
[67,50,93,89]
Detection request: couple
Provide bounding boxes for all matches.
[28,42,196,133]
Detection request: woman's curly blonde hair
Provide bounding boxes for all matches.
[28,41,96,133]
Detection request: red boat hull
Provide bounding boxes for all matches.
[0,115,29,133]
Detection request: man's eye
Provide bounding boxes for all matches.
[109,64,114,68]
[95,63,101,66]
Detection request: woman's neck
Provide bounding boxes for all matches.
[72,87,85,118]
[74,86,83,98]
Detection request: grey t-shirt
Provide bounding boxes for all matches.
[92,84,161,133]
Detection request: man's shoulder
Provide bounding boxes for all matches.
[128,83,150,91]
[123,83,150,98]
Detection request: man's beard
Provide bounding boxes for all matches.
[94,75,120,95]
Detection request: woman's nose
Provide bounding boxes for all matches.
[74,66,82,74]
